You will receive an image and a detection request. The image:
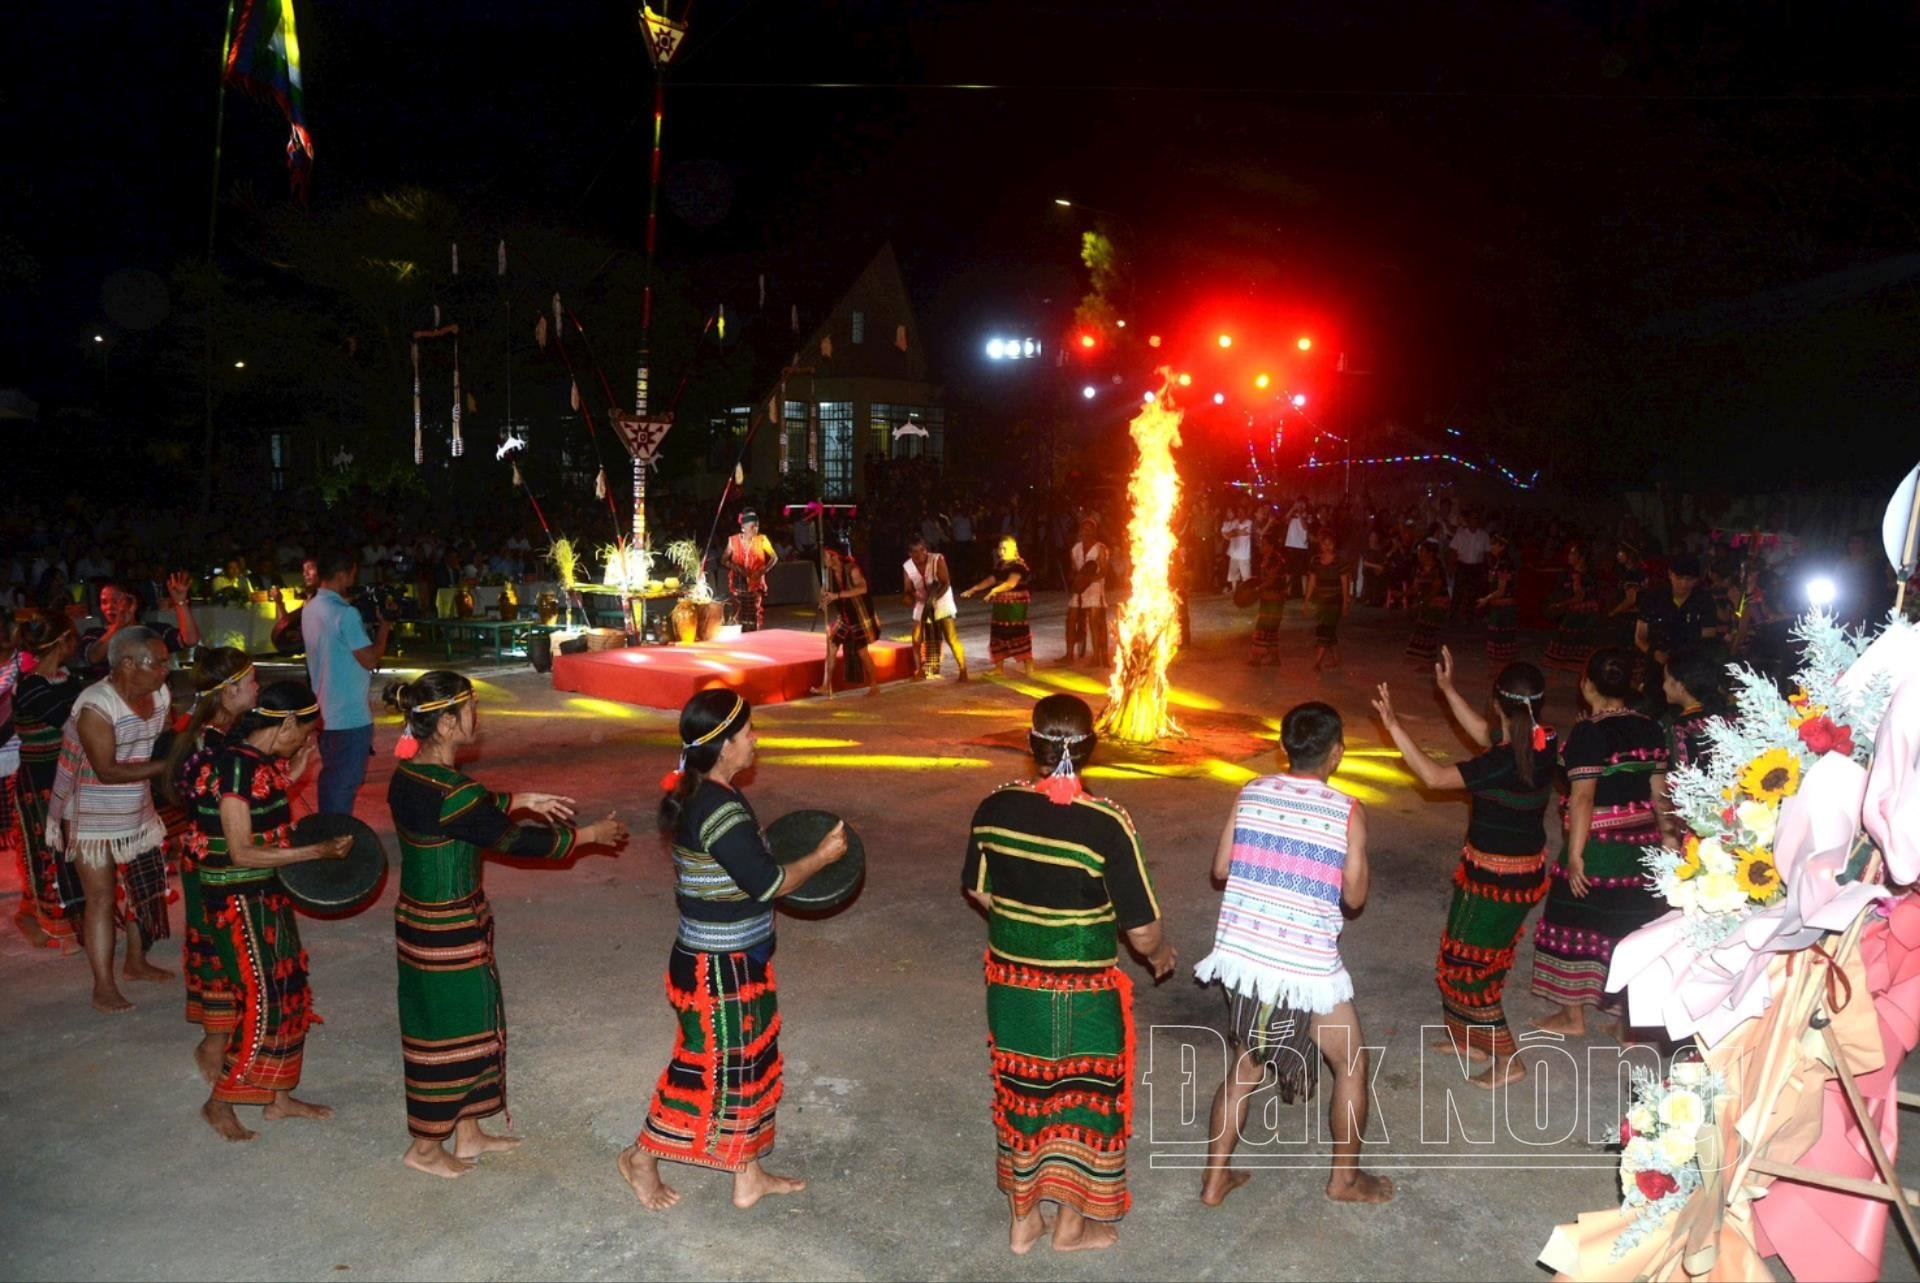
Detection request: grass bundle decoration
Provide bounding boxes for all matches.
[665,539,713,603]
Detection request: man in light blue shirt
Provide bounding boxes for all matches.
[302,549,392,815]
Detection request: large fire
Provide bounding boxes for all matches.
[1098,387,1185,745]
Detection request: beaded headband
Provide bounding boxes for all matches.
[411,689,474,715]
[686,696,747,748]
[1030,728,1092,744]
[206,663,255,693]
[1495,686,1542,704]
[255,701,320,719]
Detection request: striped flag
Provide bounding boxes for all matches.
[225,0,314,199]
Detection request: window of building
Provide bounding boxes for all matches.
[782,399,809,475]
[871,402,945,464]
[269,431,288,492]
[819,400,854,498]
[851,310,864,344]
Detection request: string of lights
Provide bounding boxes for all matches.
[1297,451,1540,489]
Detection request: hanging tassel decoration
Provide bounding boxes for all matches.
[758,274,766,307]
[896,324,908,352]
[512,460,524,488]
[569,381,581,411]
[594,468,607,500]
[394,727,421,760]
[433,304,442,328]
[790,303,798,333]
[717,303,725,340]
[497,238,507,276]
[450,338,464,457]
[411,342,423,464]
[534,314,548,350]
[551,293,563,340]
[451,241,459,276]
[820,336,832,358]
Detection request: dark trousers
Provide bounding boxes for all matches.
[317,724,374,815]
[732,589,765,632]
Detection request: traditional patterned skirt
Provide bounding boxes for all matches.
[1251,594,1284,660]
[829,594,880,649]
[82,847,171,949]
[990,592,1033,663]
[1529,837,1662,1010]
[182,859,240,1032]
[202,870,315,1105]
[1437,845,1549,1056]
[916,615,963,675]
[1544,605,1600,671]
[396,890,507,1139]
[1313,594,1342,647]
[639,941,782,1172]
[732,588,765,633]
[1484,604,1518,663]
[985,954,1135,1222]
[1405,604,1445,670]
[1228,988,1317,1104]
[14,785,83,942]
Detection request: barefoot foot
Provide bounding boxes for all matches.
[1200,1168,1253,1206]
[123,958,174,983]
[1052,1217,1118,1252]
[1010,1209,1051,1255]
[618,1145,680,1211]
[194,1034,230,1085]
[91,986,134,1013]
[1430,1035,1491,1057]
[1528,1007,1587,1037]
[263,1092,333,1122]
[1467,1057,1527,1090]
[14,911,50,949]
[202,1099,257,1142]
[732,1161,806,1209]
[404,1145,475,1180]
[1328,1171,1396,1204]
[453,1126,523,1159]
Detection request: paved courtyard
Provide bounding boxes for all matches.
[3,592,1914,1281]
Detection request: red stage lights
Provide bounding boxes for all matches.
[1254,373,1270,390]
[1296,336,1313,351]
[1176,372,1192,387]
[1077,332,1098,351]
[1217,333,1233,349]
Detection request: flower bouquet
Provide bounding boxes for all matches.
[1611,1059,1725,1261]
[1642,613,1891,948]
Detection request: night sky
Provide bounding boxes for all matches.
[6,1,1919,488]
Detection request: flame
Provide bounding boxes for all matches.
[1098,382,1185,744]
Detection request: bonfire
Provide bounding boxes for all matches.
[1098,386,1186,744]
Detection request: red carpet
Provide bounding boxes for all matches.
[548,628,915,709]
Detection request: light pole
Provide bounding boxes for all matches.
[92,333,110,400]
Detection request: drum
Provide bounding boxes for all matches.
[764,809,864,911]
[278,813,389,913]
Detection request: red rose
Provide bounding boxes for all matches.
[1635,1168,1678,1200]
[1797,715,1855,759]
[1619,1117,1634,1145]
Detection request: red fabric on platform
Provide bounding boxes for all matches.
[549,628,914,710]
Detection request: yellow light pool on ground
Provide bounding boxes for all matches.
[1334,758,1417,785]
[760,754,993,770]
[564,697,644,720]
[755,737,861,749]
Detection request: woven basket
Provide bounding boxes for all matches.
[584,627,626,652]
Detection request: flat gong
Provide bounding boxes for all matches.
[278,813,388,913]
[765,809,864,911]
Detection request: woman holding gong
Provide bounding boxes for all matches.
[186,680,350,1142]
[619,690,848,1213]
[385,670,628,1179]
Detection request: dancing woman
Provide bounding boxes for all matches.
[9,615,85,949]
[1305,531,1351,671]
[385,670,627,1178]
[816,537,883,698]
[963,535,1034,676]
[162,647,258,1083]
[1528,648,1671,1037]
[1372,648,1555,1087]
[1479,533,1519,663]
[189,681,351,1141]
[621,691,847,1213]
[1403,543,1450,671]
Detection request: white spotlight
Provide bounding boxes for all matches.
[1806,576,1838,608]
[1081,385,1097,400]
[985,338,1005,360]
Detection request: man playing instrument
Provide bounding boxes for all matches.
[723,510,778,633]
[903,534,966,681]
[1065,516,1110,668]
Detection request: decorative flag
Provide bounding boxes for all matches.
[552,293,563,339]
[410,342,422,464]
[639,3,688,67]
[569,381,580,411]
[534,314,548,350]
[790,304,799,334]
[451,242,460,276]
[594,468,607,499]
[512,460,523,488]
[450,338,463,457]
[497,238,506,276]
[758,274,766,307]
[820,335,832,358]
[224,0,314,199]
[895,324,908,351]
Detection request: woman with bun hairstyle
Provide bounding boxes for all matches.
[1528,647,1671,1037]
[189,680,350,1142]
[619,689,848,1213]
[385,670,627,1180]
[163,646,259,1081]
[9,614,86,948]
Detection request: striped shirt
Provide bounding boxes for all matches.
[671,781,784,953]
[45,680,170,865]
[964,784,1159,970]
[1193,773,1355,1013]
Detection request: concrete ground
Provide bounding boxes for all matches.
[2,590,1915,1281]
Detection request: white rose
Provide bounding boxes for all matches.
[1697,870,1747,915]
[1658,1089,1705,1131]
[1736,800,1779,846]
[1628,1105,1656,1134]
[1669,1060,1708,1087]
[1699,837,1736,876]
[1657,1130,1698,1167]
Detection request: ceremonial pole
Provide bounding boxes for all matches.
[633,5,689,555]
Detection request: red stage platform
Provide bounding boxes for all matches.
[549,628,916,710]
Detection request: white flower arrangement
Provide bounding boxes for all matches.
[1642,611,1906,947]
[1611,1060,1726,1260]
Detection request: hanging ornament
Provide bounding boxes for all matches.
[819,335,832,358]
[758,273,766,307]
[790,304,799,333]
[716,303,725,340]
[895,324,908,351]
[534,314,549,350]
[451,242,460,276]
[569,381,581,411]
[734,463,745,486]
[411,341,423,465]
[497,238,506,276]
[551,293,563,340]
[594,468,607,500]
[450,338,464,457]
[512,460,524,488]
[433,304,442,328]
